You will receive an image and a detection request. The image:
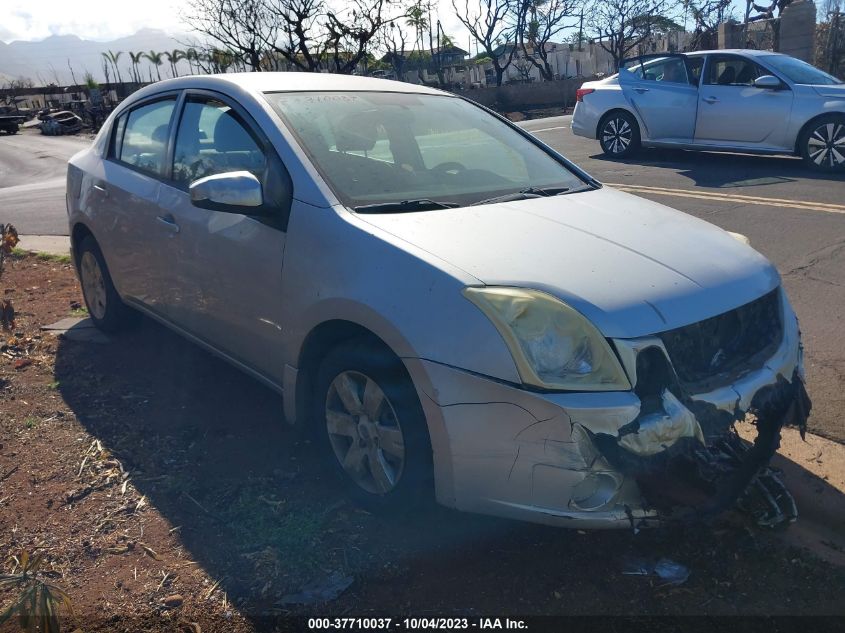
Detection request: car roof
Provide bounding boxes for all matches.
[133,72,448,96]
[684,49,780,58]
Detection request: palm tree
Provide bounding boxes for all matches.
[185,48,199,75]
[101,50,124,85]
[164,49,186,78]
[142,50,164,81]
[129,51,144,83]
[406,2,430,82]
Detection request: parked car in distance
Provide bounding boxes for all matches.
[572,50,845,171]
[67,73,810,530]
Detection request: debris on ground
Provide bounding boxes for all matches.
[38,111,83,135]
[622,557,691,586]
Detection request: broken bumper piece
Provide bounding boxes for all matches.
[410,289,810,530]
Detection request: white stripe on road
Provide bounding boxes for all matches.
[524,125,570,133]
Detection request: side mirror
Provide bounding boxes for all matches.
[189,171,263,212]
[753,75,782,90]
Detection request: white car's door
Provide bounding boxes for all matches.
[155,92,293,384]
[619,55,699,143]
[95,95,181,314]
[694,53,794,148]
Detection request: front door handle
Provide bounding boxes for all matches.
[634,87,650,93]
[156,214,180,234]
[703,96,719,104]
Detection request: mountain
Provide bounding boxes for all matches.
[0,29,198,86]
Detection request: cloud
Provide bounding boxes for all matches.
[2,0,184,42]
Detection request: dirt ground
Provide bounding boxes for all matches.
[1,253,845,632]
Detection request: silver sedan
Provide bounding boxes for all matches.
[572,50,845,171]
[68,73,810,529]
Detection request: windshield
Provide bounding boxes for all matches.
[761,55,842,85]
[264,91,588,209]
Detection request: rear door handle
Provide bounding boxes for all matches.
[156,214,180,234]
[92,183,109,197]
[703,96,719,104]
[634,87,650,93]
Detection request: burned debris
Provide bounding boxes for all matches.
[37,110,83,135]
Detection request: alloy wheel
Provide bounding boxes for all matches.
[602,116,633,155]
[325,370,406,494]
[80,251,107,320]
[807,122,845,168]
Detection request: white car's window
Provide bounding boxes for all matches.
[118,98,176,176]
[760,54,842,85]
[704,55,762,86]
[264,91,587,209]
[627,57,689,84]
[172,97,266,186]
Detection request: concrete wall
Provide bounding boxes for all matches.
[458,78,588,112]
[780,0,817,62]
[717,0,816,62]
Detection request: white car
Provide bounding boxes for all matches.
[68,72,810,530]
[572,50,845,171]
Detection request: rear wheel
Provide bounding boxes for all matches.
[598,111,640,158]
[312,339,432,511]
[77,236,134,333]
[799,115,845,172]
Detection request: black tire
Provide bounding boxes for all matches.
[799,114,845,172]
[76,235,134,333]
[312,338,433,511]
[598,110,641,158]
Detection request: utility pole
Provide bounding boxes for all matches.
[578,10,584,51]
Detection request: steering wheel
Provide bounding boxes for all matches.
[431,161,467,175]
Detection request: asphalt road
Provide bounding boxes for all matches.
[0,131,88,235]
[0,121,843,442]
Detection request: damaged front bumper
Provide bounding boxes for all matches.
[409,288,811,529]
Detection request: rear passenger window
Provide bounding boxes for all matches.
[172,97,266,186]
[118,98,176,176]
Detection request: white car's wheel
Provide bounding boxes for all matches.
[313,339,433,510]
[800,115,845,172]
[599,111,641,158]
[76,236,134,333]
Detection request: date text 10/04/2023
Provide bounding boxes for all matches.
[307,618,528,630]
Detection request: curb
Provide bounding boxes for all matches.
[16,235,71,257]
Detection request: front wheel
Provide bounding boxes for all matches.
[799,115,845,172]
[313,339,433,511]
[598,111,641,158]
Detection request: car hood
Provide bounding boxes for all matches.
[811,84,845,98]
[357,187,780,339]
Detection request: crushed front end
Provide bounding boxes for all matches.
[414,286,811,530]
[588,287,811,528]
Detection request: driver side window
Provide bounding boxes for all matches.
[172,96,267,186]
[705,55,762,86]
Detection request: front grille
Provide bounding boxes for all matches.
[658,289,782,388]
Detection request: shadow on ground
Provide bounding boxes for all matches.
[591,148,844,189]
[54,316,845,624]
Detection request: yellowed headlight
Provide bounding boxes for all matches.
[463,287,631,391]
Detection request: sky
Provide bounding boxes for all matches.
[1,0,763,48]
[1,0,473,46]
